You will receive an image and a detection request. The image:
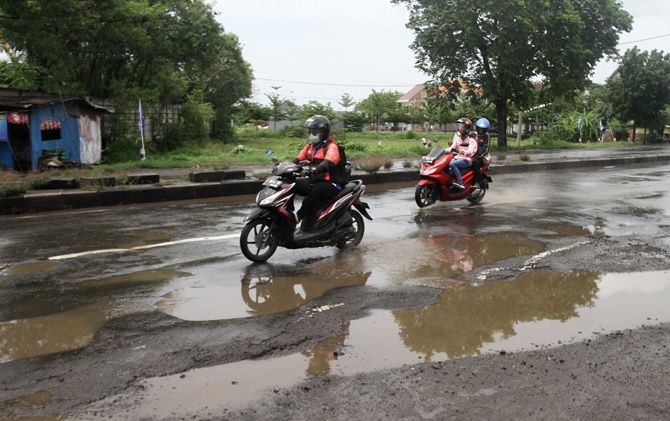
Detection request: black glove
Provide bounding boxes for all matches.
[304,167,317,177]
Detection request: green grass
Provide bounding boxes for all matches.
[0,130,642,197]
[98,131,639,171]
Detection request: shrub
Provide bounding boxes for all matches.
[279,125,305,138]
[405,130,418,139]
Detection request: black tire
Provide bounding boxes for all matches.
[415,184,438,208]
[240,219,279,262]
[336,209,365,249]
[466,188,486,204]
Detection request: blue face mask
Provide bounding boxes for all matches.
[309,133,320,144]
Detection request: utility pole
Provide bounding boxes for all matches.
[516,111,523,147]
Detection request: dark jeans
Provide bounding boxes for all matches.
[294,179,338,230]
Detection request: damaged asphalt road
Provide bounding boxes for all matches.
[1,164,670,419]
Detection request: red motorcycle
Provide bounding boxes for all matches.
[415,146,491,208]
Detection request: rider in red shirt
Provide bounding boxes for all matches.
[292,115,343,233]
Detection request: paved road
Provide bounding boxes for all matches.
[1,163,669,419]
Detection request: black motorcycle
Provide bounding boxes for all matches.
[239,162,372,262]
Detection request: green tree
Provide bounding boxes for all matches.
[356,90,403,132]
[607,48,670,143]
[338,93,356,111]
[393,0,632,148]
[341,111,367,132]
[299,101,337,123]
[266,89,286,130]
[234,101,272,125]
[0,0,252,148]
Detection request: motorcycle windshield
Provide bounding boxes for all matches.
[425,146,446,161]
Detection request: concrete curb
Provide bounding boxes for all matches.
[2,154,669,215]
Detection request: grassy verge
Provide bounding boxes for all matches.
[0,130,641,198]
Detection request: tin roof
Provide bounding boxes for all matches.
[0,89,113,112]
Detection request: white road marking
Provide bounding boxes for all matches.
[48,234,240,261]
[480,196,546,208]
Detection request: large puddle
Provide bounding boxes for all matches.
[156,259,372,320]
[89,269,670,418]
[0,302,110,363]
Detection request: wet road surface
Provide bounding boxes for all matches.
[1,164,669,418]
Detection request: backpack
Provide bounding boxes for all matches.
[328,143,350,185]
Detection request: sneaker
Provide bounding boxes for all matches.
[453,183,465,190]
[471,182,480,189]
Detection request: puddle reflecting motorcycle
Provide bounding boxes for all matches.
[240,261,371,315]
[415,146,492,208]
[240,162,372,262]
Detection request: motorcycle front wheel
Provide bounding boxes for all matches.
[240,218,279,262]
[466,188,486,204]
[415,184,438,208]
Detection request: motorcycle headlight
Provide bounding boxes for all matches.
[420,167,438,176]
[256,187,277,204]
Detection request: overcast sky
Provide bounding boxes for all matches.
[213,0,670,109]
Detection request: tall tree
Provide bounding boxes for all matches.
[299,101,337,123]
[356,90,403,132]
[607,48,670,143]
[393,0,632,147]
[0,0,252,144]
[266,88,286,130]
[338,93,356,111]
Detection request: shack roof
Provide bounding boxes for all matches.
[0,88,113,113]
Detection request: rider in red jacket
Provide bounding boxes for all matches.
[292,115,343,232]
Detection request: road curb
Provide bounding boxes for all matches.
[2,154,669,215]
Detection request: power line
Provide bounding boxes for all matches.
[619,33,670,45]
[255,77,417,88]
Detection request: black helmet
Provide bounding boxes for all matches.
[304,115,331,131]
[456,117,472,128]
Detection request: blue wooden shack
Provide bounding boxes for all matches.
[0,89,112,171]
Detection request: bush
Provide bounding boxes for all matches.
[405,130,418,139]
[278,125,305,138]
[339,141,368,154]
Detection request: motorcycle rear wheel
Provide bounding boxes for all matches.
[415,184,438,208]
[336,210,365,249]
[240,218,279,262]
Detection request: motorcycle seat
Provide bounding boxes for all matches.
[332,180,360,200]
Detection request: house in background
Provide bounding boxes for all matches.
[0,89,112,171]
[397,84,428,108]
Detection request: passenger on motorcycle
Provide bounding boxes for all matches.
[472,118,491,188]
[445,117,478,190]
[292,115,344,232]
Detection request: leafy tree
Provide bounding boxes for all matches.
[356,90,403,132]
[299,101,337,123]
[341,111,367,132]
[234,101,272,125]
[205,33,253,141]
[607,48,670,143]
[423,93,451,132]
[266,90,286,130]
[393,0,632,148]
[338,93,356,111]
[0,0,252,149]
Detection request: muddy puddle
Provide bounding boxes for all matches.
[156,258,372,320]
[3,260,57,276]
[0,302,110,363]
[97,269,670,417]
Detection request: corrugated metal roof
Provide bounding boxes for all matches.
[0,89,113,112]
